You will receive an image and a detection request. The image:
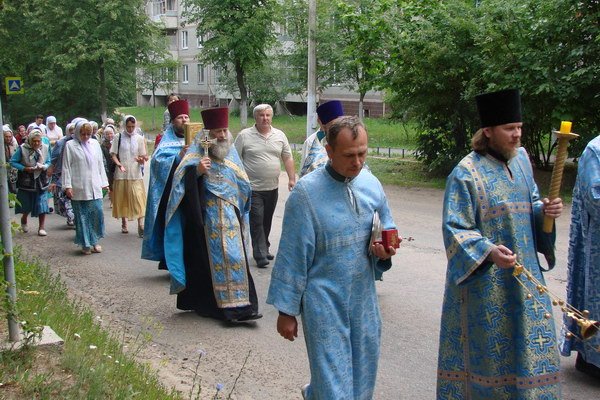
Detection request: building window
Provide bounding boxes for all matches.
[181,31,188,49]
[160,66,176,83]
[166,0,176,11]
[182,65,189,83]
[197,64,205,84]
[197,34,204,48]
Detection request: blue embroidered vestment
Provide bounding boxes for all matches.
[559,136,600,368]
[141,125,184,261]
[437,148,561,399]
[164,142,253,308]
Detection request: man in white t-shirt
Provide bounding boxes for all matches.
[234,104,296,268]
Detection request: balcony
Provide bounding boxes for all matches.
[149,0,178,29]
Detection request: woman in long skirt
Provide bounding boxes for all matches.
[62,118,109,255]
[111,115,148,237]
[10,129,51,235]
[49,122,76,226]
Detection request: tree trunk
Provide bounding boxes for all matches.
[235,61,248,128]
[99,58,108,122]
[358,91,365,120]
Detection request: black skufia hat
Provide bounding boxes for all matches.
[476,88,522,128]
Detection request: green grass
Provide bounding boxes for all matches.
[0,251,183,399]
[117,106,419,149]
[366,156,447,189]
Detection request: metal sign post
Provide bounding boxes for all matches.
[0,95,20,342]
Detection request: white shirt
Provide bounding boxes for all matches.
[62,139,108,201]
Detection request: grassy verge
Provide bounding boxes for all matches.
[0,252,182,399]
[117,106,419,149]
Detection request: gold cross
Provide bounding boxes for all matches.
[533,331,549,349]
[200,132,216,154]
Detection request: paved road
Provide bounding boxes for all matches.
[14,171,600,399]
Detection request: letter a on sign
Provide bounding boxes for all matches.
[5,77,24,95]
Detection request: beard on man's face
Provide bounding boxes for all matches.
[173,123,184,137]
[208,138,231,160]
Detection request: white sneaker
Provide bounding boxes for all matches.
[21,224,28,233]
[301,383,309,399]
[38,229,47,237]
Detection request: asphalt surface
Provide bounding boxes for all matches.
[12,169,600,399]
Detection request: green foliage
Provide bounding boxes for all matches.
[383,0,600,172]
[182,0,280,126]
[137,33,181,109]
[474,0,600,164]
[332,0,391,115]
[0,0,159,125]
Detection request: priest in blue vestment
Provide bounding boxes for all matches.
[164,107,261,322]
[268,116,399,399]
[559,134,600,378]
[141,99,189,267]
[299,100,344,178]
[437,89,564,399]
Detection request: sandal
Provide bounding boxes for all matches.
[121,225,128,234]
[137,225,144,238]
[81,247,92,255]
[92,245,102,253]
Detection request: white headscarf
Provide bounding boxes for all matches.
[121,115,139,157]
[74,118,94,166]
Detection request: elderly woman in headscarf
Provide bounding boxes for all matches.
[45,116,63,146]
[3,124,19,194]
[62,119,109,255]
[110,115,148,237]
[10,128,51,235]
[49,121,77,226]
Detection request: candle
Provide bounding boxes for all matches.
[559,121,572,133]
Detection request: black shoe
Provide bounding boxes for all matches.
[267,253,274,260]
[256,258,269,268]
[158,260,168,270]
[228,313,263,324]
[576,353,600,379]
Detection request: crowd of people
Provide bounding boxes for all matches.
[3,115,146,254]
[2,88,599,399]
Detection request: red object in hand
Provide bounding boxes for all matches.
[377,229,400,249]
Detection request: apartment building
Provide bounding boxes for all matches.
[140,0,386,117]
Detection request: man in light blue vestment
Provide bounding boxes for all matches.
[437,89,564,399]
[559,135,600,378]
[299,100,344,178]
[267,116,399,400]
[141,100,189,266]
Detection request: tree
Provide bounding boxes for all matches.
[383,0,599,172]
[137,34,180,129]
[332,0,391,119]
[384,0,481,173]
[0,0,159,124]
[276,0,349,98]
[182,0,280,127]
[474,0,600,166]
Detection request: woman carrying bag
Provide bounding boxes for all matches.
[10,128,51,236]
